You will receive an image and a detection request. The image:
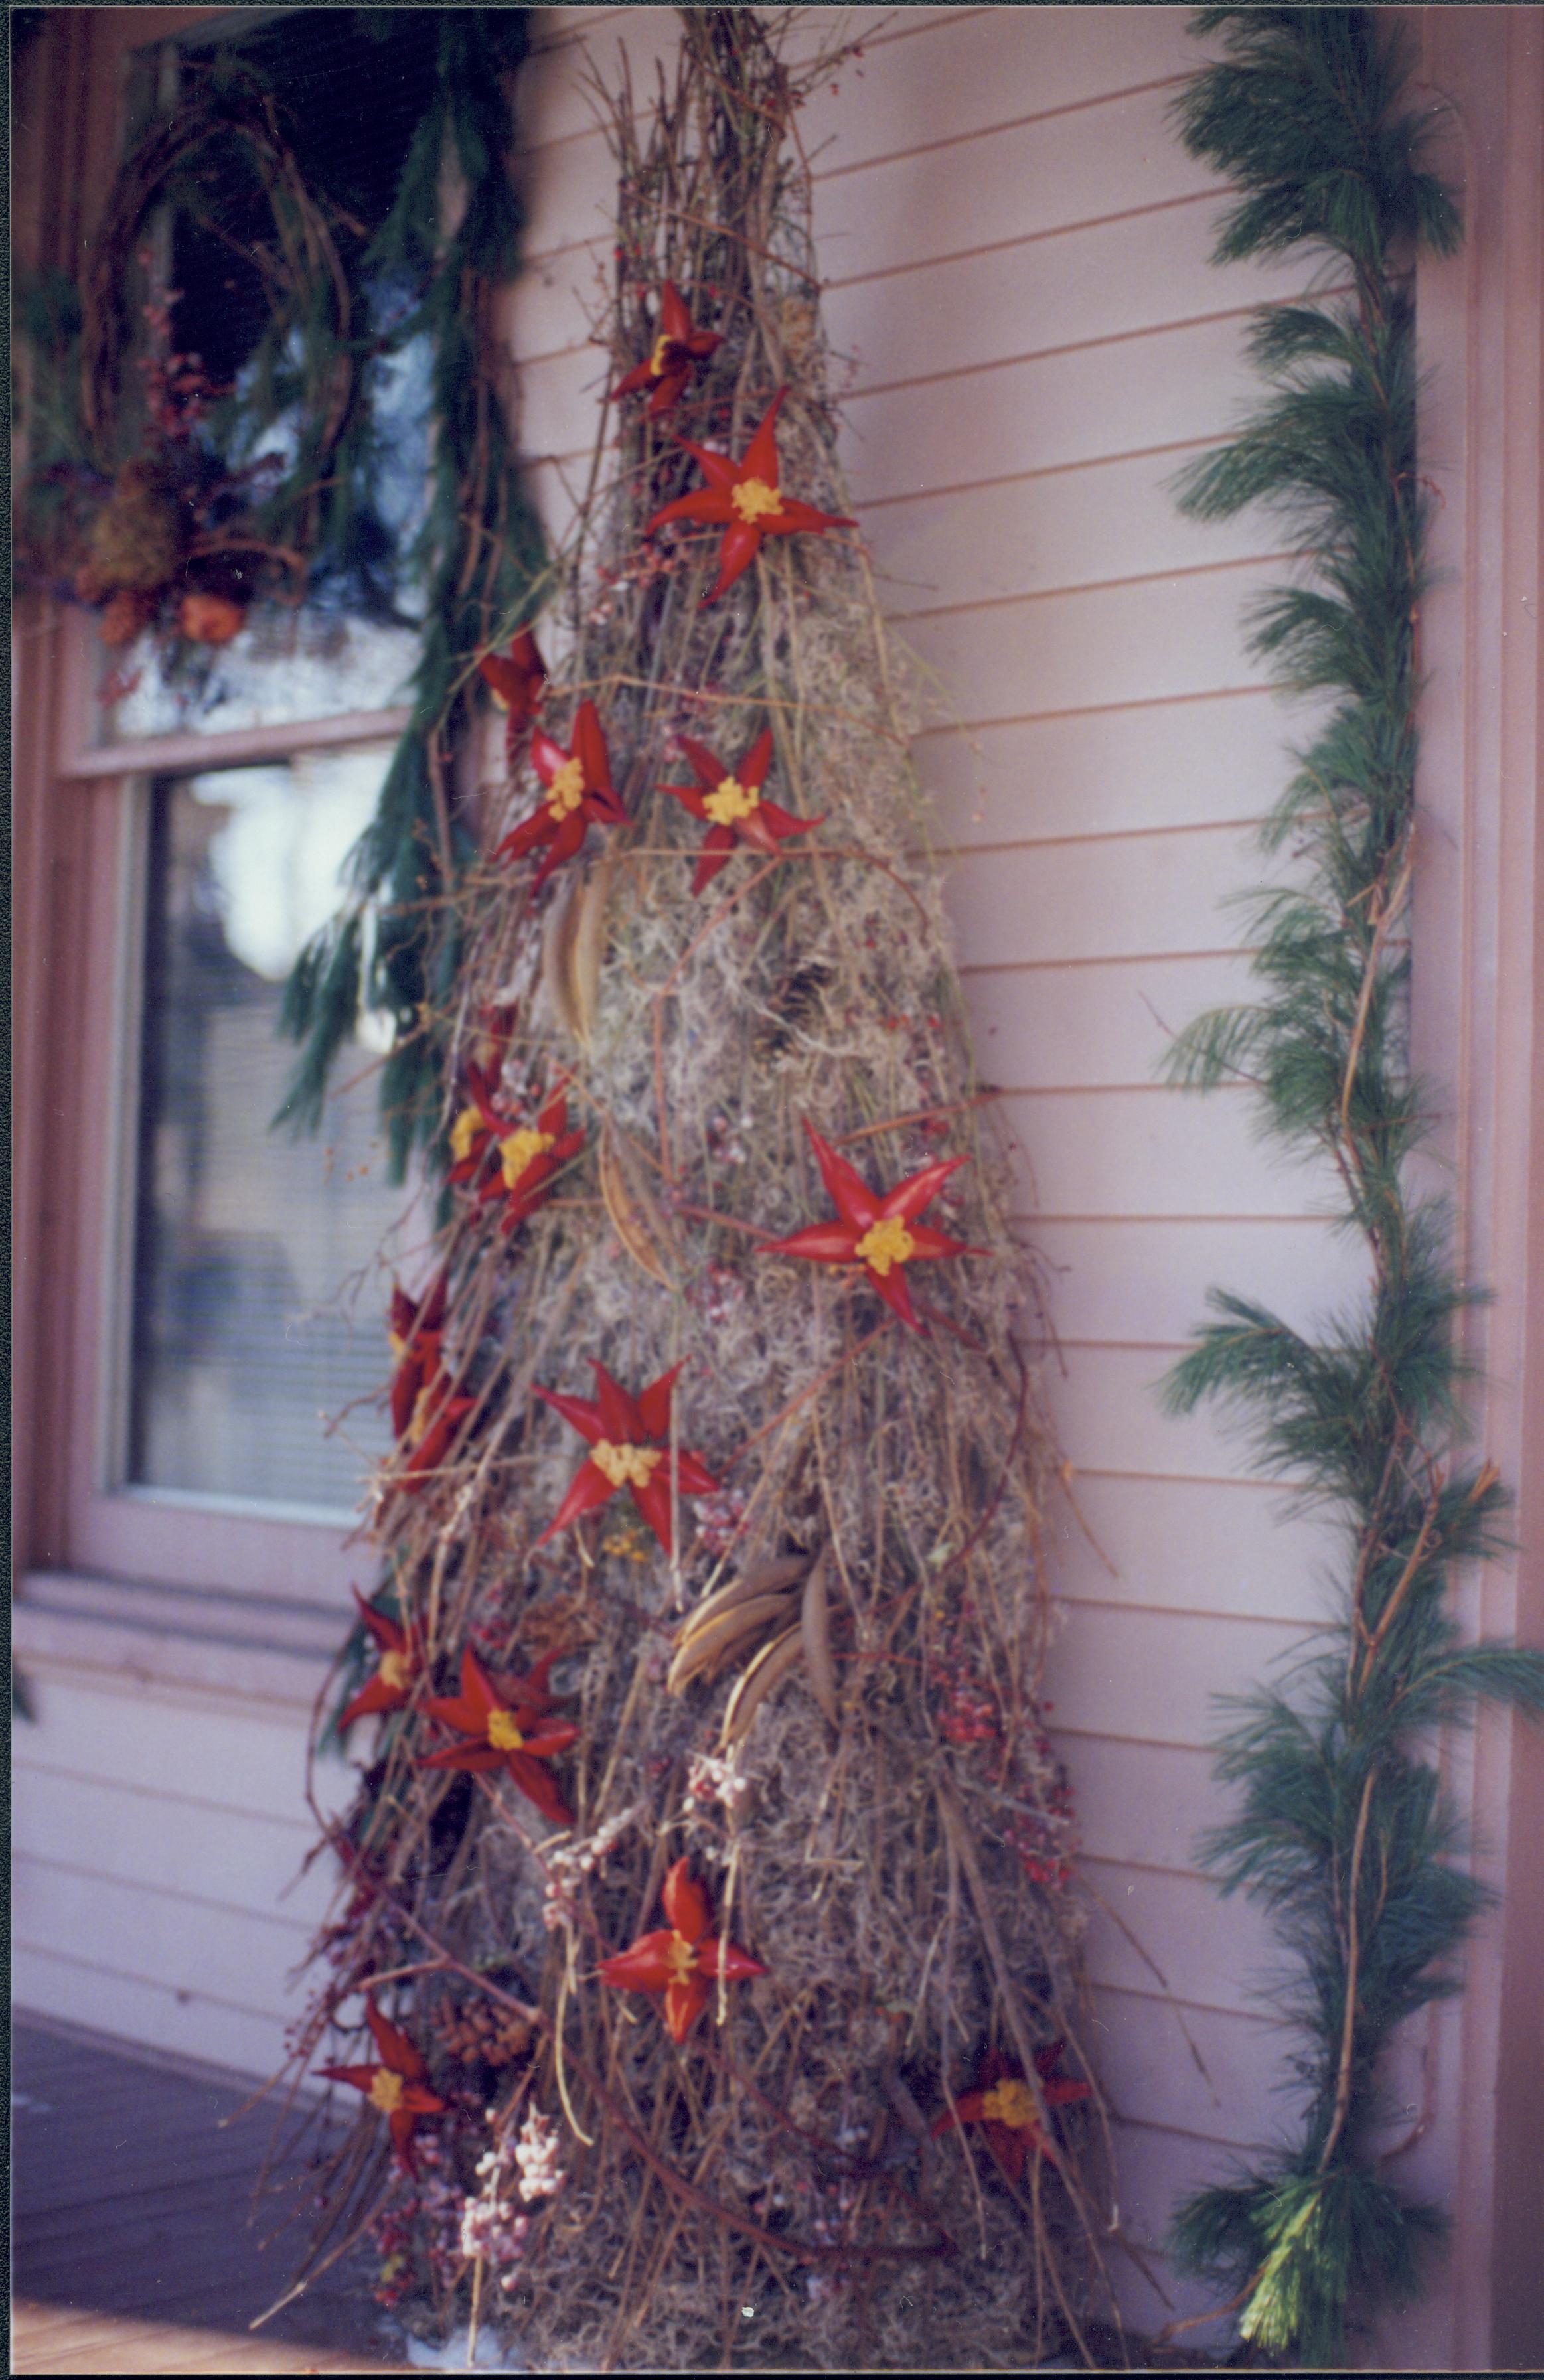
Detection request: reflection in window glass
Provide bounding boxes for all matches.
[100,602,422,745]
[129,747,417,1510]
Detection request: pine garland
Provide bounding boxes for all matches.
[278,10,548,1181]
[1160,11,1544,2363]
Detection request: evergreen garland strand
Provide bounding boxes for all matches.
[278,9,547,1181]
[1161,10,1544,2363]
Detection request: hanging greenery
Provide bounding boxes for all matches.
[277,9,548,1181]
[272,16,1113,2369]
[1160,9,1544,2363]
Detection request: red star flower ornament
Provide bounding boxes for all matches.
[419,1647,578,1825]
[479,629,547,765]
[660,727,823,895]
[388,1272,448,1438]
[449,1077,583,1236]
[645,388,855,605]
[531,1361,718,1556]
[612,279,721,418]
[758,1120,973,1331]
[495,701,629,891]
[339,1591,418,1732]
[599,1858,764,2044]
[317,2000,445,2173]
[931,2043,1091,2184]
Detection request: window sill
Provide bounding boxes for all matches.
[15,1570,347,1714]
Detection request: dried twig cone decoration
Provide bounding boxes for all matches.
[298,16,1105,2368]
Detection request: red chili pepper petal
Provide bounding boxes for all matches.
[759,1221,864,1264]
[647,371,692,419]
[337,1674,406,1732]
[765,497,857,537]
[629,1471,677,1555]
[757,799,821,843]
[400,2082,447,2115]
[662,1858,710,1943]
[901,1223,970,1264]
[803,1122,882,1230]
[519,1716,581,1758]
[495,808,555,865]
[661,281,693,343]
[612,356,657,399]
[879,1153,970,1226]
[988,2126,1029,2186]
[530,812,589,894]
[741,390,786,482]
[867,1262,922,1332]
[534,1457,619,1550]
[318,2063,378,2093]
[691,832,737,897]
[635,1361,686,1440]
[354,1592,405,1654]
[674,435,742,495]
[600,1931,680,1992]
[504,1751,573,1826]
[649,488,732,536]
[572,700,612,794]
[664,1973,712,2044]
[532,1384,606,1443]
[663,778,712,822]
[704,520,763,605]
[677,734,727,785]
[1043,2076,1093,2108]
[673,1452,720,1501]
[590,1359,643,1442]
[696,1941,765,1982]
[368,2004,427,2081]
[389,2108,421,2172]
[419,1742,507,1773]
[424,1691,484,1734]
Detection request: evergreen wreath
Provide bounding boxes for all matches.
[1159,10,1544,2363]
[275,17,1115,2369]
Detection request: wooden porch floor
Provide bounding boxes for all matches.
[11,2018,413,2376]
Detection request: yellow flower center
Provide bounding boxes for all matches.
[730,477,781,524]
[854,1216,916,1278]
[980,2077,1038,2131]
[592,1440,664,1490]
[487,1708,525,1753]
[388,1331,407,1363]
[650,334,672,376]
[499,1126,554,1189]
[546,755,586,819]
[379,1649,411,1692]
[704,774,760,826]
[449,1106,485,1165]
[370,2069,405,2114]
[666,1932,697,1987]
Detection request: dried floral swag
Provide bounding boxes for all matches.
[1161,9,1544,2363]
[277,14,1113,2372]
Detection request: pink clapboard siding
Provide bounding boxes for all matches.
[507,3,1348,2335]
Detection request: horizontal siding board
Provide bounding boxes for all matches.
[840,310,1282,504]
[1057,1738,1221,1872]
[13,1673,348,1816]
[1089,1985,1296,2150]
[13,1947,288,2083]
[917,690,1310,848]
[822,198,1308,398]
[1051,1475,1340,1625]
[1080,1855,1278,2014]
[902,563,1273,726]
[1045,1604,1311,1749]
[812,83,1217,285]
[943,821,1269,968]
[867,447,1267,617]
[13,1769,337,1923]
[1049,1341,1285,1480]
[998,1086,1335,1219]
[796,7,1199,176]
[16,1860,313,2018]
[962,953,1261,1090]
[1034,1216,1371,1345]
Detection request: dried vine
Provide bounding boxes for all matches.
[1160,9,1544,2362]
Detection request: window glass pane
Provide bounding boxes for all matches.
[99,605,420,743]
[129,747,416,1511]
